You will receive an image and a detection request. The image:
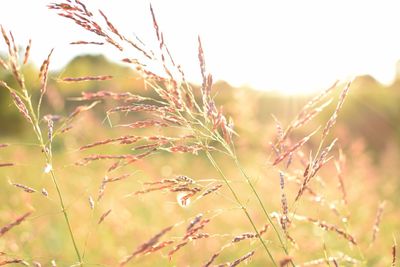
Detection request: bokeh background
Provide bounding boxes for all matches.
[1,1,400,266]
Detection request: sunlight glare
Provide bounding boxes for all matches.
[1,0,400,94]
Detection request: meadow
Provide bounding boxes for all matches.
[0,1,399,266]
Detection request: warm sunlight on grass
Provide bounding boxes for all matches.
[0,1,399,267]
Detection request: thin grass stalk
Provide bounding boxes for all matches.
[29,104,82,265]
[204,121,291,262]
[174,107,291,262]
[81,188,101,261]
[204,150,277,267]
[5,69,82,264]
[22,100,82,265]
[48,166,82,265]
[233,156,291,258]
[31,108,82,265]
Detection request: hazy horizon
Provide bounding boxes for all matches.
[2,1,400,94]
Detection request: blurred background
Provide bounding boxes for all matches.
[1,1,400,266]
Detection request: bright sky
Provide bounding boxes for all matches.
[1,0,400,94]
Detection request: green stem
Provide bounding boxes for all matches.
[233,158,289,254]
[205,150,278,267]
[4,57,82,265]
[48,166,82,265]
[212,130,294,263]
[22,87,82,265]
[232,155,296,267]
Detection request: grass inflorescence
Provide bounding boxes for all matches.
[0,1,398,266]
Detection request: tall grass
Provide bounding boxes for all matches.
[0,1,398,266]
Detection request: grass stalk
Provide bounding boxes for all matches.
[48,166,83,266]
[205,150,278,267]
[22,83,83,265]
[233,157,290,253]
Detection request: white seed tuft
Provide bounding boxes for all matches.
[44,163,52,174]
